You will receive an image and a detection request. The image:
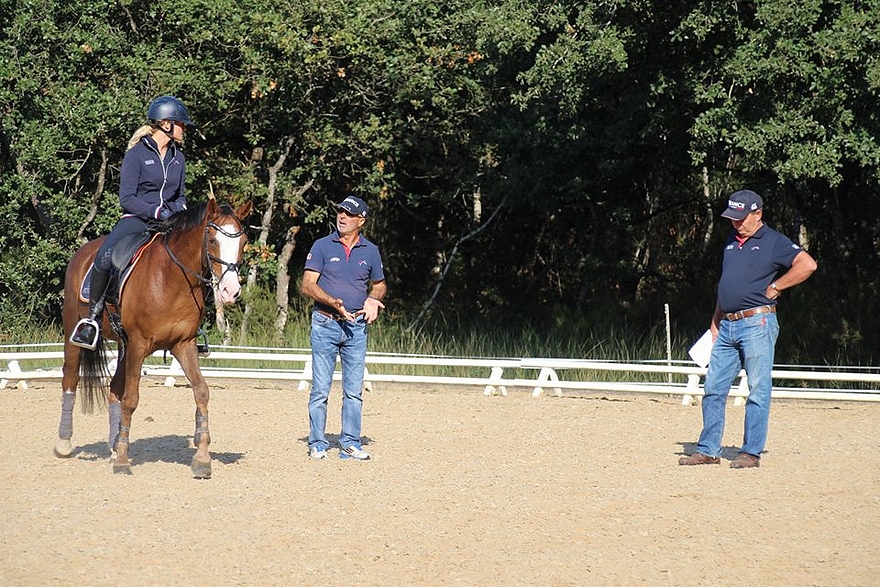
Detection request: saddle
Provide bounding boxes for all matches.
[78,231,159,304]
[77,229,212,356]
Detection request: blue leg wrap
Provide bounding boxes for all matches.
[194,408,209,446]
[58,391,75,439]
[108,402,122,452]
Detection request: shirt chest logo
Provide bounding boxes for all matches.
[329,256,342,263]
[145,159,156,166]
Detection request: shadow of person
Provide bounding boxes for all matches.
[676,441,741,462]
[297,433,374,449]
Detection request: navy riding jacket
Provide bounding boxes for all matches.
[118,135,187,220]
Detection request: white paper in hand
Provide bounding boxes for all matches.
[688,329,713,368]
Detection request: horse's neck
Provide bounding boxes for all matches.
[164,224,208,283]
[168,225,206,262]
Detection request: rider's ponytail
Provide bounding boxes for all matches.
[126,125,154,151]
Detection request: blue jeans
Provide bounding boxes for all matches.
[308,311,368,451]
[696,312,779,458]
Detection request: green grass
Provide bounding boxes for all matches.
[3,299,876,389]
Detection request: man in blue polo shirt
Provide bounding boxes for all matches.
[301,195,387,461]
[680,189,816,469]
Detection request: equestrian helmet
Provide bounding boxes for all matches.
[147,95,194,126]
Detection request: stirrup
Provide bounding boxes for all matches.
[69,318,100,350]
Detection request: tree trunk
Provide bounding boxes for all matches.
[274,224,300,336]
[239,137,296,341]
[75,146,106,243]
[273,179,311,337]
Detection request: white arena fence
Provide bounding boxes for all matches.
[2,343,879,404]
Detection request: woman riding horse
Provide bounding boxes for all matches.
[70,95,194,350]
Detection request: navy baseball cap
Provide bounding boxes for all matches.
[336,195,368,217]
[721,189,763,220]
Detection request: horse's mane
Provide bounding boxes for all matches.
[164,202,208,233]
[162,201,240,234]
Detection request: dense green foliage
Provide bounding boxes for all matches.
[2,0,879,364]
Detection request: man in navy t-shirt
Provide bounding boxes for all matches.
[301,195,387,461]
[680,189,817,469]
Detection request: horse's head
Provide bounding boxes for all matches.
[205,199,252,305]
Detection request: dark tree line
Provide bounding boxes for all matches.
[2,0,878,363]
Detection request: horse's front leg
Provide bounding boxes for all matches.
[111,352,141,475]
[173,341,212,479]
[54,343,81,457]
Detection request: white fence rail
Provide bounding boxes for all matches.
[2,344,879,404]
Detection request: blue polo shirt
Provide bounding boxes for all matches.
[716,224,803,313]
[305,231,385,312]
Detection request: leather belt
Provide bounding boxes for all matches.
[723,305,776,322]
[315,309,347,321]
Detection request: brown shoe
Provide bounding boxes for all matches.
[730,452,760,469]
[678,452,720,466]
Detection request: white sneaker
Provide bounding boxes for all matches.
[339,445,370,460]
[309,446,327,460]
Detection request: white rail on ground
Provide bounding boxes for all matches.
[2,344,879,404]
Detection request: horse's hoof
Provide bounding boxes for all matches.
[54,438,73,458]
[191,458,212,479]
[112,463,133,475]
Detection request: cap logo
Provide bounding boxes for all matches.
[727,199,759,212]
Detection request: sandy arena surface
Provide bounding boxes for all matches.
[1,377,878,587]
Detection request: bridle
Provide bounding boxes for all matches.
[163,211,246,290]
[204,219,246,288]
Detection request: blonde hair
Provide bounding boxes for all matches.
[126,125,155,151]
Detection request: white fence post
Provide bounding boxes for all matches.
[0,360,27,390]
[733,374,749,406]
[484,366,508,396]
[297,359,312,391]
[532,367,562,397]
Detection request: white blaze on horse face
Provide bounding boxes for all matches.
[215,220,244,305]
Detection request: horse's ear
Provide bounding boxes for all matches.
[206,198,218,215]
[236,201,253,220]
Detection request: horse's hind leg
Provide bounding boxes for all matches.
[110,354,138,475]
[107,367,124,457]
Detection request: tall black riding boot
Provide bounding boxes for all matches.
[70,267,110,350]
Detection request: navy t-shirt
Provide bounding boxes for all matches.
[716,224,803,313]
[304,231,385,312]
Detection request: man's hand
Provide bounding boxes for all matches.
[357,296,386,324]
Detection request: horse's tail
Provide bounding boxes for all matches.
[79,336,110,414]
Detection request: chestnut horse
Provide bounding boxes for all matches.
[54,198,252,478]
